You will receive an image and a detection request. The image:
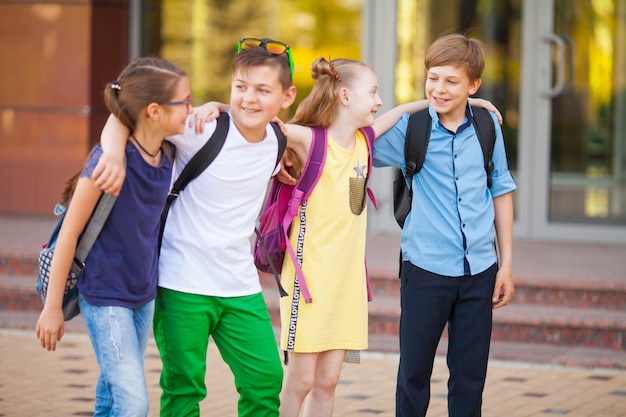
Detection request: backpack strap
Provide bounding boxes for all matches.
[253,122,291,298]
[403,109,432,212]
[281,127,328,303]
[158,111,230,251]
[360,126,378,210]
[358,125,376,302]
[75,192,117,265]
[404,109,432,179]
[470,106,496,188]
[269,122,287,169]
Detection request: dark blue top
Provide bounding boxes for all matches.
[77,143,172,308]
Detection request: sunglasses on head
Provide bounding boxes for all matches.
[237,37,294,76]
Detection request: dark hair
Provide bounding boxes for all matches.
[425,34,485,81]
[232,46,292,90]
[103,57,187,132]
[289,57,371,127]
[59,57,186,205]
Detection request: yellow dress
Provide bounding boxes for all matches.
[279,130,370,353]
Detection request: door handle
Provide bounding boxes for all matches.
[541,34,574,98]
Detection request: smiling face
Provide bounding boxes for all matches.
[160,76,192,136]
[229,65,296,142]
[344,67,383,127]
[425,64,481,125]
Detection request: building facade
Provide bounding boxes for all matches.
[1,0,624,244]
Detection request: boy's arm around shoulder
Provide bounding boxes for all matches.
[92,114,130,196]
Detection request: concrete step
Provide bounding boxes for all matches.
[261,284,626,351]
[4,260,626,369]
[366,272,626,311]
[0,274,43,312]
[4,248,626,311]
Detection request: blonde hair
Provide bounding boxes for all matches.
[289,57,371,127]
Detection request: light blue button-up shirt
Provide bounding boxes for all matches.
[374,105,517,277]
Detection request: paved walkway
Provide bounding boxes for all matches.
[2,215,626,415]
[1,327,626,417]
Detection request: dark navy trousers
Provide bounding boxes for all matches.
[396,262,497,417]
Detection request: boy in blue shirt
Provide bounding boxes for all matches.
[373,34,517,417]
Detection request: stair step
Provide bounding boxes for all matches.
[0,254,38,276]
[366,272,626,310]
[5,254,626,310]
[0,274,43,312]
[261,285,626,352]
[512,281,626,310]
[3,269,626,356]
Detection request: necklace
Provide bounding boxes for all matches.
[130,133,161,158]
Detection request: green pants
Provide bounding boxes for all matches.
[153,287,282,417]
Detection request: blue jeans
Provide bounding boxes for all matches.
[79,295,155,417]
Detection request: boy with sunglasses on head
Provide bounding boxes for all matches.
[193,56,501,417]
[94,39,296,417]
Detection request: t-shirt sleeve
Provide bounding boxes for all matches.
[373,113,409,170]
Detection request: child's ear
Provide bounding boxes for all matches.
[469,78,482,95]
[146,102,160,120]
[339,87,350,106]
[282,85,297,109]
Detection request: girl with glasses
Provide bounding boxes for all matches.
[35,57,190,416]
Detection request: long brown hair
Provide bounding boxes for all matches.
[59,57,187,205]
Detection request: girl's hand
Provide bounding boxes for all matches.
[276,148,301,185]
[469,98,503,124]
[192,102,229,134]
[92,152,126,196]
[35,307,65,352]
[270,116,288,137]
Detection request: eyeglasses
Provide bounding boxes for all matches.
[237,37,294,76]
[161,98,191,112]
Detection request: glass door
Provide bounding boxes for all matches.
[518,0,626,243]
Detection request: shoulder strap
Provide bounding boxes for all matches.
[281,127,327,304]
[470,106,496,188]
[359,125,378,210]
[269,122,287,169]
[75,192,117,263]
[171,111,230,194]
[404,108,432,178]
[358,126,376,301]
[158,111,230,251]
[295,126,328,204]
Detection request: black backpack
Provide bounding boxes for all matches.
[392,106,496,228]
[158,112,286,250]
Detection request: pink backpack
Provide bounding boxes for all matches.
[254,126,377,303]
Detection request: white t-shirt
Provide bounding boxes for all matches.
[159,113,280,297]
